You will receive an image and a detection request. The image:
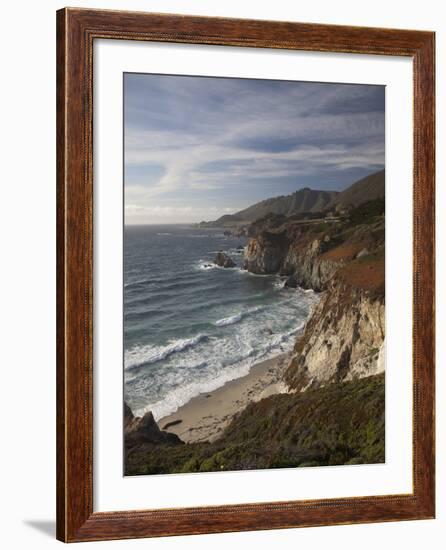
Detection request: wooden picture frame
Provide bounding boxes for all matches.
[56,7,435,542]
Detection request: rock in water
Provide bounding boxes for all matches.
[214,251,236,268]
[284,274,298,288]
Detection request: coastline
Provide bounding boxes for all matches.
[158,352,291,443]
[124,172,387,476]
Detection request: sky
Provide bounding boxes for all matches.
[124,73,385,225]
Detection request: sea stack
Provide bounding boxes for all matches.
[214,251,236,268]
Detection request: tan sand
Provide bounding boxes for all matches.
[158,352,291,444]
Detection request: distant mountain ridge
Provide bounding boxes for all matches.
[199,170,384,227]
[200,188,338,227]
[235,187,339,220]
[330,169,385,210]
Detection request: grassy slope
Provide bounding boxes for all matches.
[125,373,384,476]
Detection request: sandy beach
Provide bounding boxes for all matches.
[158,352,291,443]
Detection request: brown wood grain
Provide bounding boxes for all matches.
[56,7,435,542]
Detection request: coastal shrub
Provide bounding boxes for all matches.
[125,373,385,475]
[348,198,385,225]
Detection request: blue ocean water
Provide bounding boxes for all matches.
[124,225,317,420]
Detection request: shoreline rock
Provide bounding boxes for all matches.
[124,403,184,446]
[214,251,236,268]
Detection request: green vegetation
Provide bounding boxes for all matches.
[125,373,384,476]
[347,197,385,226]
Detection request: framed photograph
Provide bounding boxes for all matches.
[56,8,435,542]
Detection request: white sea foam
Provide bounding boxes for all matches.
[215,312,243,326]
[234,268,272,278]
[125,256,320,422]
[195,259,239,271]
[214,306,263,327]
[134,361,253,420]
[272,278,286,289]
[226,247,245,255]
[127,316,311,420]
[125,333,208,370]
[132,338,291,421]
[195,260,219,271]
[134,338,299,421]
[287,321,305,336]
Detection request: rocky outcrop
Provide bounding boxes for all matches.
[214,251,236,268]
[242,203,386,389]
[280,235,343,291]
[243,230,290,274]
[243,227,346,289]
[285,273,385,391]
[124,403,183,447]
[244,214,384,290]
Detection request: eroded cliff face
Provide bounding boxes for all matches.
[244,217,384,287]
[281,236,343,291]
[285,282,384,391]
[243,230,290,274]
[285,250,385,390]
[243,210,385,389]
[243,223,337,287]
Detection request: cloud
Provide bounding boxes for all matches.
[124,74,385,223]
[124,204,237,224]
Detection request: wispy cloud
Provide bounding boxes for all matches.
[124,74,385,224]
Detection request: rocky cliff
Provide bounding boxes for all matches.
[285,255,385,391]
[243,200,385,388]
[124,403,183,448]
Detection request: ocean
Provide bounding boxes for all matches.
[124,225,318,420]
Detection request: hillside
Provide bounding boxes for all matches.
[199,170,384,228]
[236,187,338,220]
[330,169,385,210]
[199,188,338,227]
